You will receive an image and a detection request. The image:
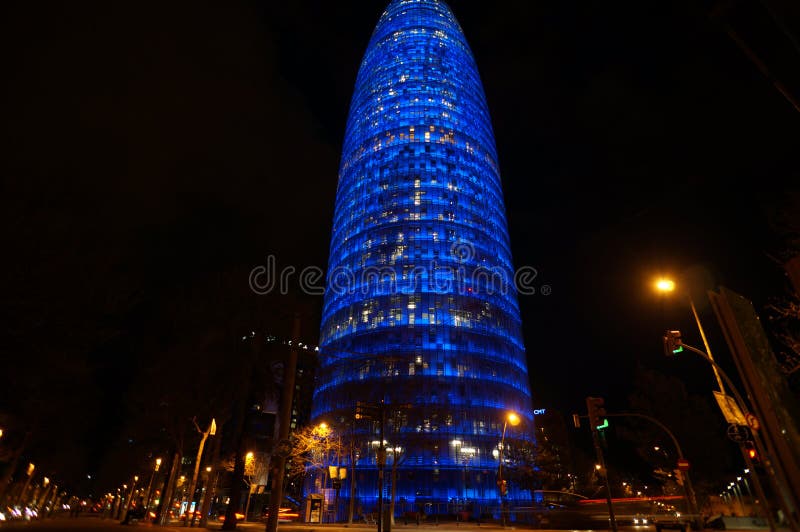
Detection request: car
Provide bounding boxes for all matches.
[633,514,650,526]
[653,511,690,532]
[261,506,300,522]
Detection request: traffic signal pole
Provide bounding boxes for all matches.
[678,343,783,532]
[590,427,618,532]
[606,412,701,530]
[586,397,618,532]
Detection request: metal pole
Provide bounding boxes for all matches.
[498,420,508,528]
[689,298,726,394]
[733,484,744,515]
[742,477,753,499]
[590,428,618,532]
[607,413,700,529]
[347,422,358,525]
[681,344,781,532]
[122,476,137,522]
[377,400,386,532]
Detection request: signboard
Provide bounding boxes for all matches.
[745,413,760,431]
[713,391,747,426]
[727,423,751,443]
[677,459,690,471]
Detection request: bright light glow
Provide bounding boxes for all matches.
[744,469,750,473]
[507,412,521,426]
[655,278,676,292]
[595,464,602,470]
[246,452,254,459]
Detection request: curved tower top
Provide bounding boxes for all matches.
[314,0,534,507]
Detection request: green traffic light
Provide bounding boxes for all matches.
[596,419,609,430]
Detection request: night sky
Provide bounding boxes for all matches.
[2,0,798,493]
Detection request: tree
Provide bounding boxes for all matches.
[287,423,345,492]
[505,435,569,498]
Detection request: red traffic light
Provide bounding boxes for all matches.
[744,441,759,463]
[497,479,507,496]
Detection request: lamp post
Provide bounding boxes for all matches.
[328,465,347,523]
[497,412,520,528]
[122,475,138,522]
[144,458,161,517]
[14,463,35,508]
[739,474,753,501]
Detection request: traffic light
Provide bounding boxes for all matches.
[663,330,684,356]
[586,397,607,431]
[744,441,759,463]
[497,479,507,497]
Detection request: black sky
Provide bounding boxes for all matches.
[1,0,798,491]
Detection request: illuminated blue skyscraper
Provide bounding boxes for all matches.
[313,0,534,509]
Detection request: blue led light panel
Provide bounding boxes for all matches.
[313,0,534,506]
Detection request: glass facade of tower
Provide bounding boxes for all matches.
[313,0,533,510]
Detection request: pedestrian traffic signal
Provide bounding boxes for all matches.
[586,397,607,431]
[497,479,507,497]
[663,330,684,356]
[744,440,759,463]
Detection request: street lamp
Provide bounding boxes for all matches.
[144,457,161,516]
[497,411,520,528]
[15,463,35,508]
[328,466,347,523]
[122,475,138,522]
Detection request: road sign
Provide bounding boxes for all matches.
[727,423,751,443]
[713,391,748,426]
[745,413,760,431]
[677,459,690,471]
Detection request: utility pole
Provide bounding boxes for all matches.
[265,315,301,532]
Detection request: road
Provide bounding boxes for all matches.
[0,516,785,532]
